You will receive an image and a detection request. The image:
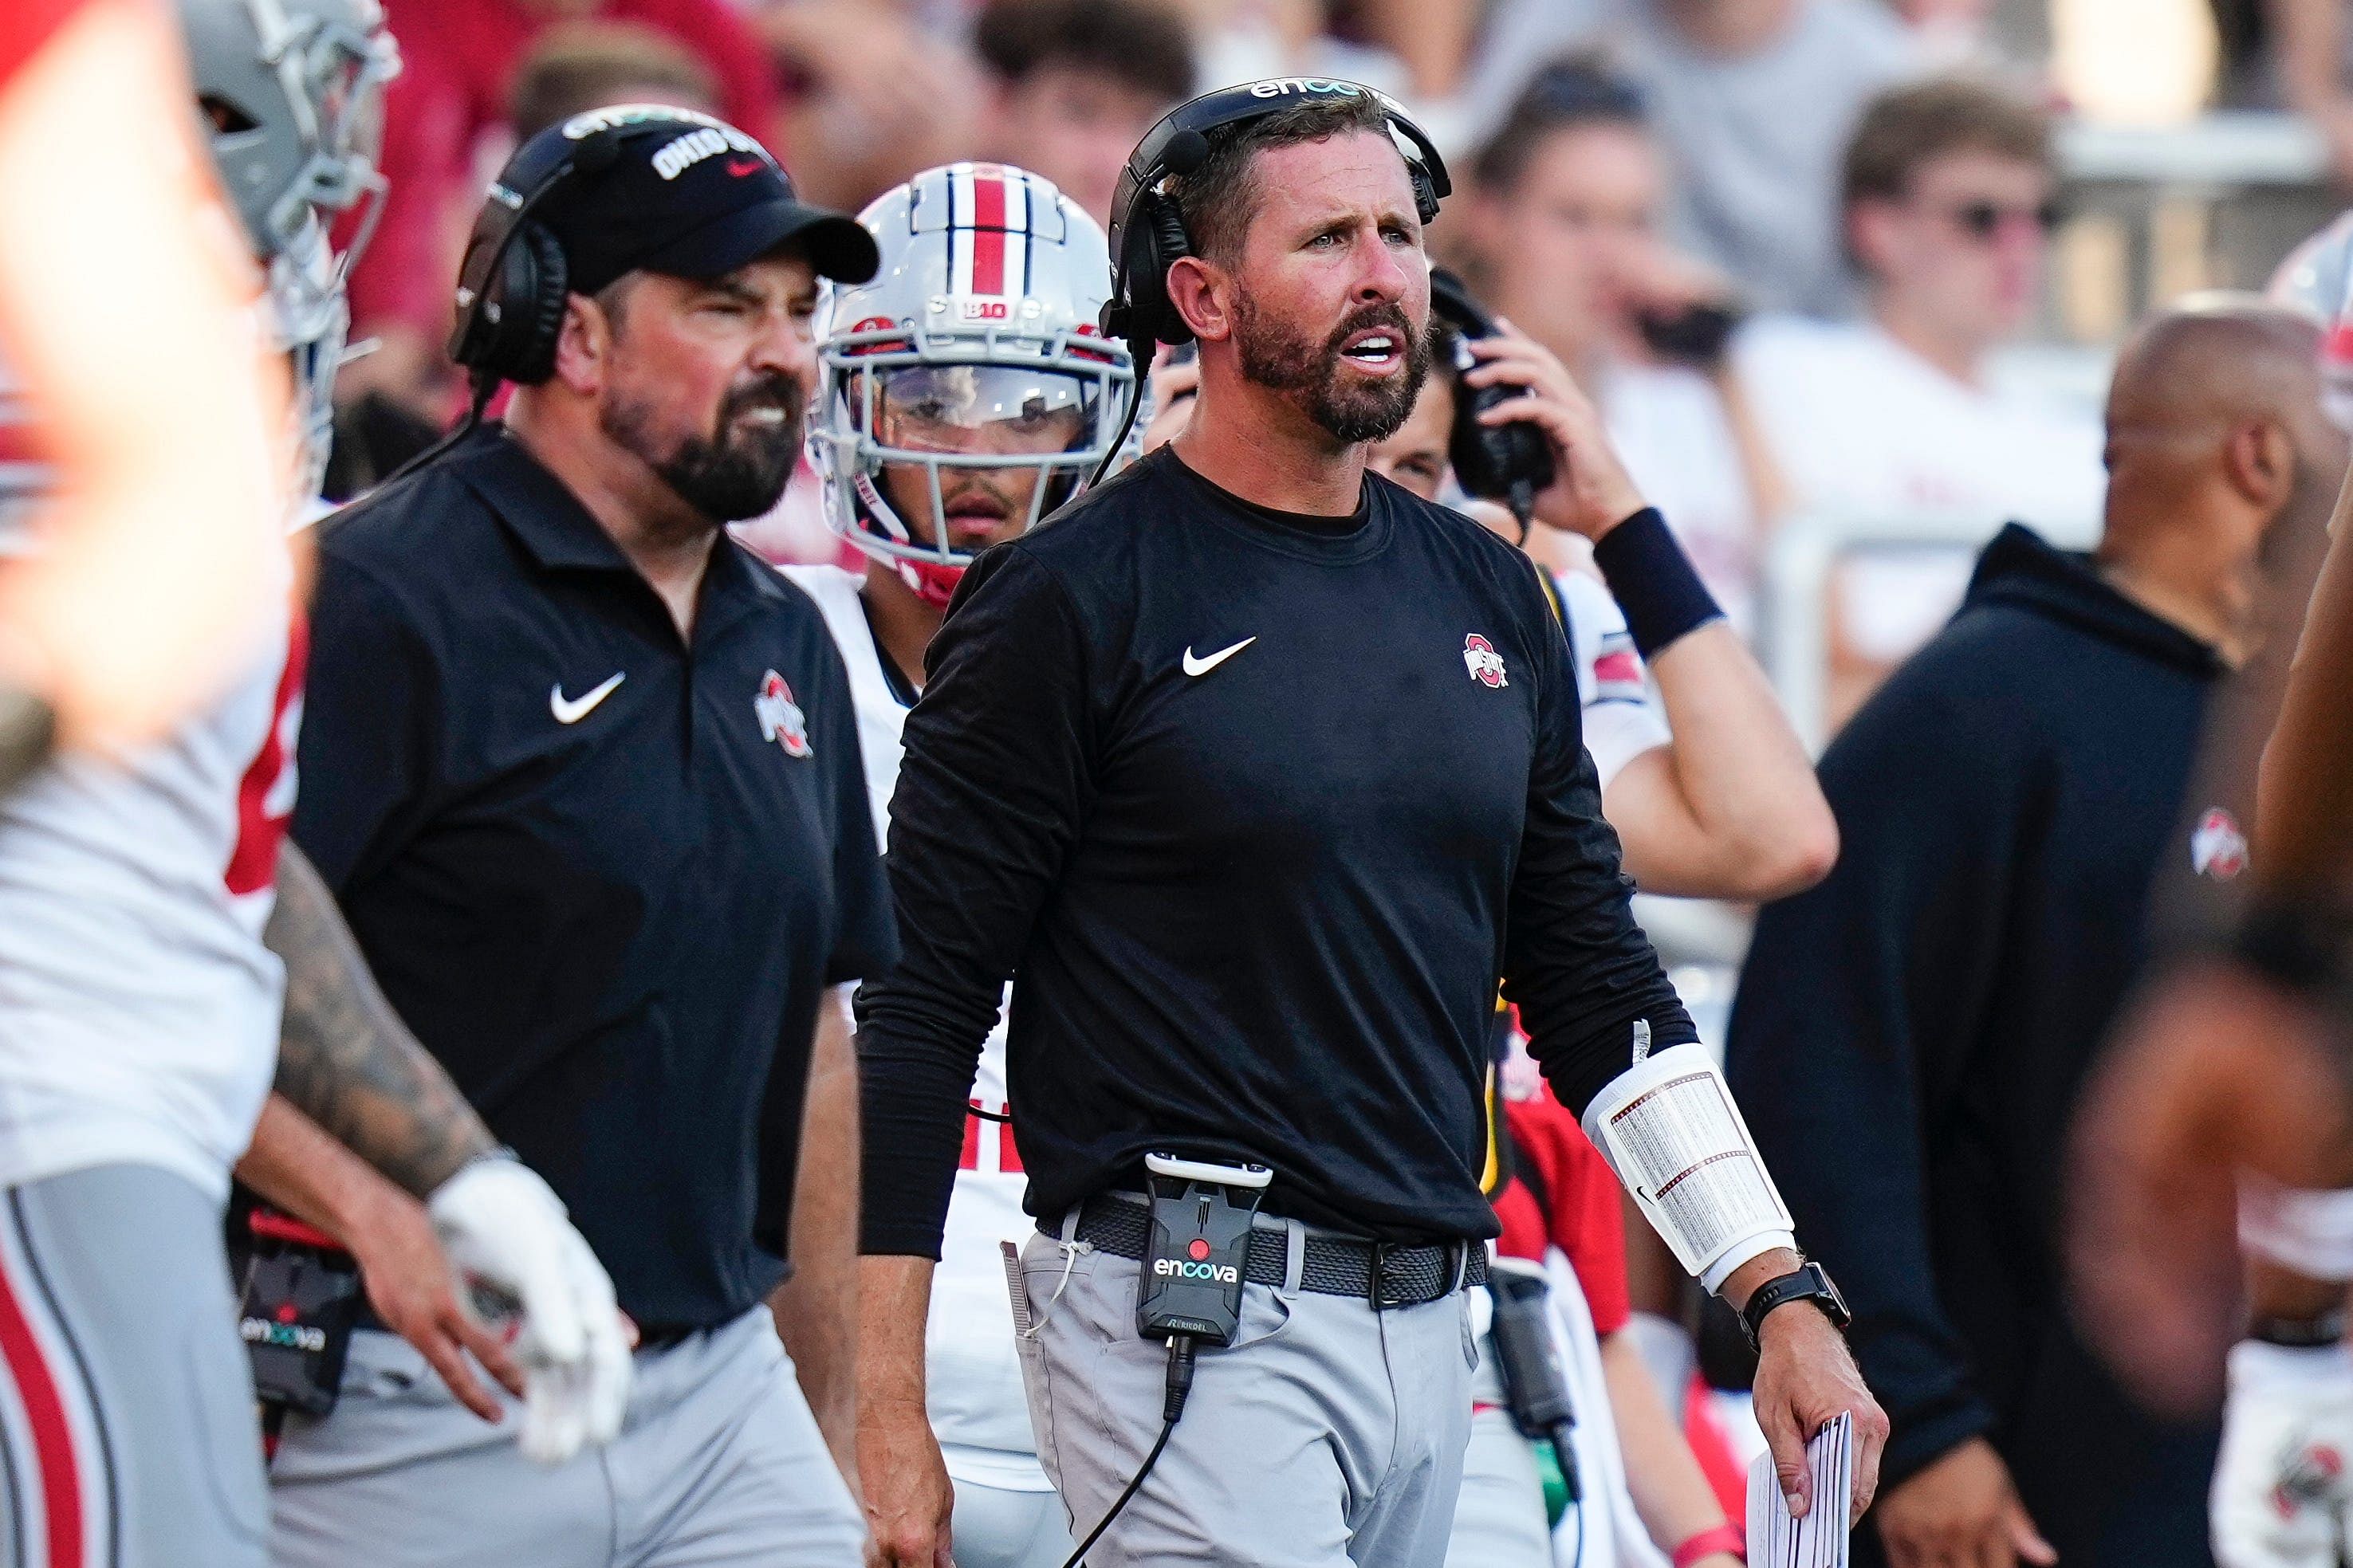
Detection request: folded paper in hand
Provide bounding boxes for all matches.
[1745,1411,1854,1568]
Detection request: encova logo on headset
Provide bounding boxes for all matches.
[1153,1257,1241,1284]
[1247,77,1364,99]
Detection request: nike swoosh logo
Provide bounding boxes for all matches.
[550,671,625,724]
[1182,637,1256,678]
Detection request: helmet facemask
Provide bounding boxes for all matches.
[815,320,1132,597]
[266,216,352,501]
[191,0,398,504]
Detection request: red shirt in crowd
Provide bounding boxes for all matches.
[350,0,780,340]
[1490,1088,1632,1338]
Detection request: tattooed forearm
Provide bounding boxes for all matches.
[265,840,494,1197]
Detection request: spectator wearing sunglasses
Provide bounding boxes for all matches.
[1733,76,2105,728]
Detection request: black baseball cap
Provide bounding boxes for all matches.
[523,105,879,295]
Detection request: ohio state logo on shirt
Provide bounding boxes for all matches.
[2190,805,2247,880]
[1463,633,1508,689]
[754,670,812,758]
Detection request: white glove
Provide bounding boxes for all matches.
[2213,1339,2353,1568]
[427,1157,632,1464]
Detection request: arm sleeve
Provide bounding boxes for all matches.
[855,547,1095,1257]
[1722,681,2013,1485]
[1501,570,1698,1114]
[290,553,441,894]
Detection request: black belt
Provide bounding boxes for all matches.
[1068,1193,1485,1308]
[354,1303,702,1352]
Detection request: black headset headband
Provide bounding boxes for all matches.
[1102,79,1452,350]
[444,108,706,381]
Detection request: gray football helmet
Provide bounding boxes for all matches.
[811,163,1137,606]
[180,0,399,497]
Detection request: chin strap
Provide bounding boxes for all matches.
[896,558,967,609]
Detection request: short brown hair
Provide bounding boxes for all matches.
[1470,53,1648,197]
[507,22,720,143]
[974,0,1194,104]
[1171,91,1401,266]
[1841,76,2052,214]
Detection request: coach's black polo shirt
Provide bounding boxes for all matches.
[294,425,896,1330]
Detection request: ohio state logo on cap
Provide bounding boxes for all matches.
[2190,805,2247,880]
[1463,633,1508,689]
[755,670,812,758]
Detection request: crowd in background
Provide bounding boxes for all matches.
[238,2,2353,1562]
[320,0,2352,730]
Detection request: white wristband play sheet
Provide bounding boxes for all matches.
[1582,1043,1796,1293]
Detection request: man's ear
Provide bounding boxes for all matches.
[549,294,608,395]
[1167,254,1231,344]
[2225,420,2295,513]
[1846,200,1895,281]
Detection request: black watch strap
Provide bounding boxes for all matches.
[1738,1261,1851,1351]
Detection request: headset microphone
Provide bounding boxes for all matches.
[1162,128,1210,177]
[374,118,658,488]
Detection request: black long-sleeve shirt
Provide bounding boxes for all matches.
[858,447,1694,1256]
[1725,526,2221,1564]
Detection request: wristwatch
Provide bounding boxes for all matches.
[2250,1307,2347,1348]
[1738,1260,1851,1350]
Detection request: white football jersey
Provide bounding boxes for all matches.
[0,566,301,1203]
[1554,568,1672,792]
[780,564,1045,1480]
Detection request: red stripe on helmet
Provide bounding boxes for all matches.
[970,173,1008,296]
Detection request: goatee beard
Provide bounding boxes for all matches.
[601,373,808,523]
[1234,297,1431,444]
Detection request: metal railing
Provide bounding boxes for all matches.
[1758,509,2103,753]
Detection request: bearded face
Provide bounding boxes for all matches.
[586,258,820,526]
[1232,292,1433,445]
[600,367,807,524]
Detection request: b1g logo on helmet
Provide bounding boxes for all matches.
[755,671,813,758]
[1463,633,1508,690]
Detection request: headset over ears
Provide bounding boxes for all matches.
[1102,80,1452,356]
[446,115,682,388]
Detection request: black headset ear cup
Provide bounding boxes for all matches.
[1411,167,1440,227]
[491,222,571,387]
[1141,194,1196,346]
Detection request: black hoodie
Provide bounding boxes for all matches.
[1727,525,2225,1567]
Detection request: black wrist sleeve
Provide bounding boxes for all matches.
[1589,507,1723,658]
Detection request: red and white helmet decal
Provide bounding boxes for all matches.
[808,162,1139,582]
[949,163,1033,299]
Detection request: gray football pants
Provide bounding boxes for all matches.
[949,1476,1074,1568]
[1012,1222,1477,1567]
[269,1305,862,1567]
[0,1161,270,1568]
